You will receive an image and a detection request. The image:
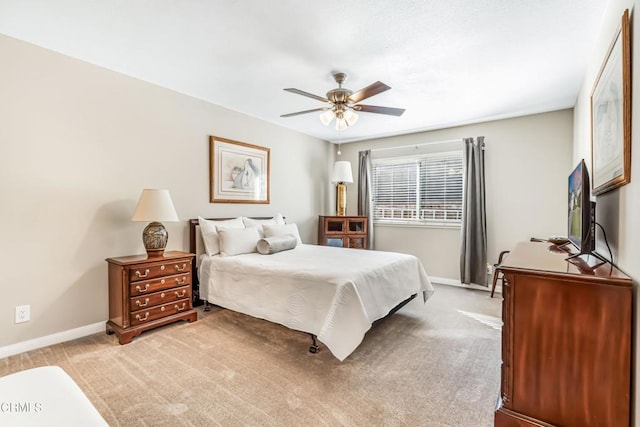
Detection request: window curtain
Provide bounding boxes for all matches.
[460,137,487,285]
[357,149,374,249]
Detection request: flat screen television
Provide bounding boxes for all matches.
[567,159,597,263]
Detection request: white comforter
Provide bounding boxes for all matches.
[199,244,434,360]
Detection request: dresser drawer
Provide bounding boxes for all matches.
[130,285,191,310]
[130,273,191,296]
[130,299,191,326]
[128,259,191,282]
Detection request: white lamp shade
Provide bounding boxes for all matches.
[343,109,359,126]
[319,109,335,126]
[331,161,354,184]
[335,117,348,131]
[131,189,179,222]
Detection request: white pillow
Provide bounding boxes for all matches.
[262,223,302,245]
[217,227,261,256]
[198,216,244,256]
[242,214,286,237]
[257,234,298,255]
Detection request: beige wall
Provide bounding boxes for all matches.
[338,110,573,280]
[572,1,639,424]
[0,34,331,347]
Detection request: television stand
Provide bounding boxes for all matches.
[495,241,632,427]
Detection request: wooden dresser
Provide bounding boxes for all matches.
[495,241,632,427]
[106,251,197,344]
[317,215,368,249]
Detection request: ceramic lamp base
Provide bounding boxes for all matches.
[142,221,168,257]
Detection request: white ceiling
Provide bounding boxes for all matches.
[0,0,608,143]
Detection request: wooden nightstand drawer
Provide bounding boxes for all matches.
[130,299,191,326]
[128,260,190,282]
[129,273,190,296]
[130,285,191,309]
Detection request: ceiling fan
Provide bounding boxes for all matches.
[281,72,405,131]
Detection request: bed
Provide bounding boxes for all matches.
[189,217,434,361]
[0,366,108,426]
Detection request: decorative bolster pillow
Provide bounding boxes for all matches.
[257,234,298,255]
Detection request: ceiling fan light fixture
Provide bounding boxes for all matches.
[343,109,359,126]
[319,109,335,126]
[282,71,403,132]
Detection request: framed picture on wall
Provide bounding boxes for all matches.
[590,8,631,196]
[209,136,270,203]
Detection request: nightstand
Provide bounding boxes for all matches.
[106,251,197,344]
[318,215,368,249]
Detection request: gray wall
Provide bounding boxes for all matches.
[0,34,331,347]
[338,110,574,281]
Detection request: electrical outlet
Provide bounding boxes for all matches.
[15,305,30,324]
[486,264,494,275]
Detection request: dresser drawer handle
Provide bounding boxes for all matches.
[135,298,150,307]
[175,303,187,312]
[135,269,150,278]
[136,312,149,322]
[175,263,187,272]
[175,277,187,285]
[135,284,151,293]
[175,290,187,298]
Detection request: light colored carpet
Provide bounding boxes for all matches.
[0,284,502,426]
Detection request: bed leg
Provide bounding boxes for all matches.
[204,301,211,312]
[309,334,319,354]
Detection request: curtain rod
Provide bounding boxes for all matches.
[370,138,464,153]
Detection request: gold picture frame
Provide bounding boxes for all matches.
[209,136,270,204]
[590,9,631,195]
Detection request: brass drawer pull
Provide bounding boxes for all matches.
[135,298,150,307]
[135,269,150,278]
[175,277,187,285]
[175,303,187,312]
[135,284,150,293]
[136,312,149,322]
[175,263,187,272]
[175,290,187,298]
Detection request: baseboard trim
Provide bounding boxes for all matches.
[430,276,499,293]
[0,321,105,359]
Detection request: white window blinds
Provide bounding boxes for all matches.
[371,150,463,226]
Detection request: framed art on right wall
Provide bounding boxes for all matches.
[590,8,631,195]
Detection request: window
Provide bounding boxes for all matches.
[371,150,463,226]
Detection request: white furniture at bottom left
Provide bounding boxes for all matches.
[0,366,108,426]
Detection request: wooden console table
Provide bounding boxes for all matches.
[495,241,632,427]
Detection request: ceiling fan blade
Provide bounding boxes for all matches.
[348,81,391,103]
[280,107,327,118]
[283,88,328,102]
[354,104,405,116]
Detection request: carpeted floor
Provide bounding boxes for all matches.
[0,284,502,426]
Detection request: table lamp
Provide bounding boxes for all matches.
[131,189,179,257]
[331,161,353,216]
